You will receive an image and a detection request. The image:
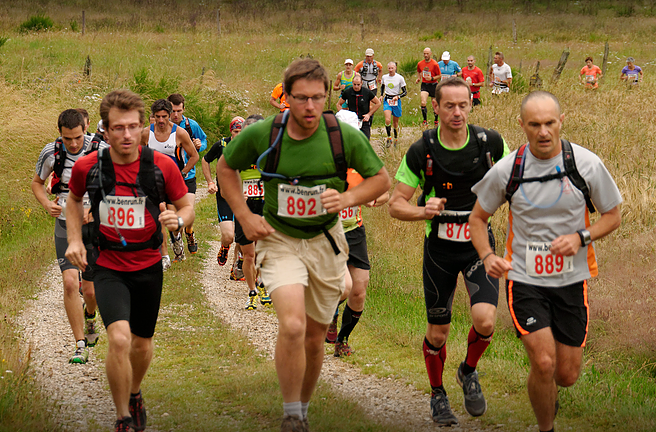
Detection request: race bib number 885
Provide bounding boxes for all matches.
[526,241,573,277]
[243,179,264,198]
[277,184,326,218]
[99,196,146,229]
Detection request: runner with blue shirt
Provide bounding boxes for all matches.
[381,61,407,147]
[438,51,462,80]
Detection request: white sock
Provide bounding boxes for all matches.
[76,340,86,349]
[283,401,302,418]
[301,402,309,420]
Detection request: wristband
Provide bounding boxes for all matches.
[577,229,592,247]
[177,216,184,230]
[481,252,495,262]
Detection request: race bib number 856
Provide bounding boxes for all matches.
[526,241,573,277]
[277,184,326,218]
[99,196,146,229]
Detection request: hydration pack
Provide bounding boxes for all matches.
[51,134,103,194]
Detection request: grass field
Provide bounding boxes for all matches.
[1,1,655,431]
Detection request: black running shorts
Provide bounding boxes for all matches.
[506,280,589,347]
[235,198,264,246]
[216,194,234,222]
[55,219,96,280]
[423,228,499,325]
[93,262,163,338]
[421,82,438,98]
[184,177,197,194]
[345,225,370,270]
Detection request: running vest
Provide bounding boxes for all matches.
[420,125,501,225]
[340,71,355,89]
[360,61,379,82]
[51,133,103,194]
[87,147,167,251]
[505,139,596,213]
[148,124,184,171]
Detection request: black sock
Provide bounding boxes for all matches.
[421,106,427,121]
[540,429,554,432]
[462,362,476,376]
[393,128,398,138]
[336,304,362,343]
[431,385,446,396]
[434,114,439,122]
[385,125,391,136]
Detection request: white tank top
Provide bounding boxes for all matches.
[148,123,178,157]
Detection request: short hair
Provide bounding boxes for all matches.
[495,52,504,59]
[151,99,172,115]
[283,59,329,95]
[467,55,475,60]
[99,90,145,129]
[167,93,185,107]
[75,108,89,121]
[435,77,471,105]
[585,56,593,63]
[58,109,85,132]
[520,91,561,121]
[627,56,635,63]
[387,61,398,68]
[352,75,362,83]
[243,114,265,129]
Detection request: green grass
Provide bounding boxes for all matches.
[18,15,54,33]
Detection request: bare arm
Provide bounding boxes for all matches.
[31,174,61,217]
[333,72,343,90]
[469,200,512,278]
[363,97,381,122]
[141,127,150,146]
[177,128,199,177]
[159,194,195,231]
[321,167,391,213]
[551,205,621,257]
[388,181,445,221]
[337,97,346,112]
[365,190,389,207]
[64,191,86,270]
[201,157,217,194]
[269,96,283,111]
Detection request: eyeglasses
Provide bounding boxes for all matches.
[109,124,142,135]
[289,93,326,104]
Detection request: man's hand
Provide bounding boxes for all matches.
[363,114,371,122]
[192,138,202,150]
[158,202,182,231]
[320,188,346,213]
[65,240,87,271]
[208,181,218,194]
[240,212,275,241]
[550,233,581,257]
[82,208,93,224]
[416,77,421,84]
[48,198,63,218]
[483,254,513,279]
[423,197,446,219]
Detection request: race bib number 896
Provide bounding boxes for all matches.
[526,241,573,277]
[277,184,326,218]
[99,196,146,229]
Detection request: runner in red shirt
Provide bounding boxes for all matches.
[65,90,194,432]
[461,55,485,107]
[580,56,603,89]
[415,47,441,127]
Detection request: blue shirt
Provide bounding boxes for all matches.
[438,61,462,78]
[177,115,207,180]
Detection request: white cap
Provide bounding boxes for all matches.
[365,48,374,56]
[344,58,353,65]
[441,51,450,61]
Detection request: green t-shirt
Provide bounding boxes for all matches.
[223,115,384,239]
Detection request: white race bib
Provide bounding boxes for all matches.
[422,70,432,79]
[436,211,472,242]
[59,196,91,219]
[367,80,377,90]
[441,74,452,81]
[243,179,264,198]
[339,206,358,222]
[277,184,326,218]
[99,196,146,229]
[387,98,398,106]
[525,241,573,277]
[586,75,595,83]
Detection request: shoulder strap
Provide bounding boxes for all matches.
[469,124,502,169]
[505,143,528,203]
[322,111,347,181]
[86,133,103,155]
[53,138,65,177]
[184,118,195,140]
[561,139,596,214]
[264,112,288,180]
[418,128,439,206]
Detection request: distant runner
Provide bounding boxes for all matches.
[381,61,407,147]
[270,82,290,112]
[461,55,485,107]
[580,56,603,89]
[438,51,462,80]
[337,75,381,139]
[620,56,643,84]
[489,52,512,95]
[416,47,441,127]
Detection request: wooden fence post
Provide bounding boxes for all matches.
[512,19,517,44]
[82,10,85,35]
[486,46,493,86]
[530,61,542,89]
[601,41,609,80]
[360,15,364,42]
[551,48,570,83]
[216,9,221,38]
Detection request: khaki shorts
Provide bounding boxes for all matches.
[256,222,349,325]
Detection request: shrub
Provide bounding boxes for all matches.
[397,59,419,78]
[19,15,53,33]
[419,30,443,41]
[69,20,79,32]
[0,37,8,48]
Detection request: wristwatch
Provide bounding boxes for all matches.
[177,216,184,230]
[577,229,592,247]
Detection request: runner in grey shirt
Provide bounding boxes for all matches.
[469,91,622,432]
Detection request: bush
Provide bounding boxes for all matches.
[419,30,443,41]
[19,15,53,33]
[69,20,79,32]
[511,67,528,93]
[0,37,8,48]
[397,59,419,78]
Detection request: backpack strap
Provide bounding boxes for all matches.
[418,128,439,206]
[322,111,347,182]
[184,118,195,140]
[505,143,528,204]
[263,112,288,181]
[51,138,67,194]
[561,139,596,214]
[469,124,500,170]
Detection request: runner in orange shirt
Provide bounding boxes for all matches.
[580,57,603,89]
[415,47,441,127]
[269,82,290,112]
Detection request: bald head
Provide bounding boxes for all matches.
[520,91,561,121]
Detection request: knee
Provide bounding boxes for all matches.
[555,364,581,387]
[131,337,153,357]
[62,272,79,295]
[81,281,95,299]
[426,327,448,348]
[279,316,306,343]
[532,353,557,379]
[242,249,255,262]
[107,329,131,354]
[473,317,496,337]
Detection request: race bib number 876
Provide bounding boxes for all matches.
[99,196,146,229]
[277,184,326,218]
[526,241,573,277]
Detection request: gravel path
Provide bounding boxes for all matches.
[18,185,491,431]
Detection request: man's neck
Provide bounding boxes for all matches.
[468,66,475,70]
[109,146,140,165]
[155,124,172,134]
[438,124,468,149]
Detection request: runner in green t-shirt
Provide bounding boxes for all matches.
[217,58,390,432]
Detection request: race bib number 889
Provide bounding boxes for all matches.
[526,241,573,277]
[99,196,146,229]
[277,184,326,218]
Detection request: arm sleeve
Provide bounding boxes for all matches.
[398,85,408,98]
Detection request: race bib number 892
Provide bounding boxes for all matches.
[277,184,326,218]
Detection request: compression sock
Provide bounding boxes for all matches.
[301,402,309,420]
[463,326,493,375]
[394,128,398,138]
[423,337,447,394]
[434,114,439,122]
[283,401,302,418]
[421,106,427,121]
[385,124,391,137]
[185,226,193,235]
[336,304,362,343]
[540,429,554,432]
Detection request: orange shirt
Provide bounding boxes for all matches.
[417,59,441,84]
[271,83,289,111]
[580,65,602,88]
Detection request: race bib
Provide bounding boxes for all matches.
[437,211,471,242]
[423,70,431,79]
[59,196,91,219]
[586,75,595,83]
[243,179,264,198]
[441,74,451,81]
[629,73,639,82]
[339,206,358,222]
[367,80,376,90]
[277,184,326,218]
[387,98,398,106]
[99,196,146,229]
[525,241,573,277]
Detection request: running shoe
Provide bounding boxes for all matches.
[422,120,428,127]
[185,230,198,254]
[114,416,132,432]
[325,314,338,344]
[217,245,230,266]
[280,414,307,432]
[258,283,272,305]
[434,119,439,126]
[69,342,89,364]
[171,233,185,262]
[385,137,393,148]
[129,390,147,431]
[334,341,353,357]
[84,306,99,347]
[394,138,398,147]
[245,290,258,310]
[162,255,171,271]
[430,390,459,426]
[456,361,487,417]
[232,267,245,281]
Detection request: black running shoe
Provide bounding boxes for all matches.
[114,416,132,432]
[456,361,487,417]
[430,390,459,426]
[129,391,147,431]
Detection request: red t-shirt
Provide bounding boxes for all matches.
[271,83,289,111]
[461,67,485,98]
[580,65,602,88]
[69,147,188,271]
[416,59,441,84]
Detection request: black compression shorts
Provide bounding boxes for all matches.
[184,177,197,194]
[93,262,163,338]
[421,82,437,98]
[506,280,589,347]
[345,225,370,270]
[235,198,264,246]
[216,193,234,222]
[423,228,499,325]
[55,219,96,280]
